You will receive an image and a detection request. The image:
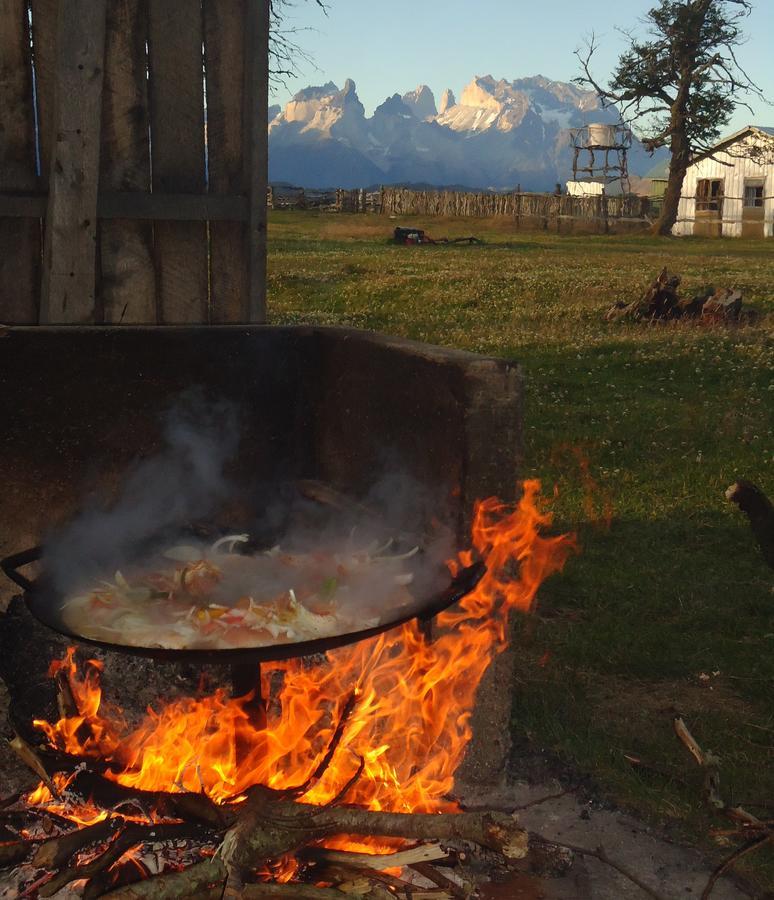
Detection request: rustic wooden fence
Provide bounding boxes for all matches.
[267,184,652,232]
[379,187,652,233]
[268,186,377,212]
[0,0,269,325]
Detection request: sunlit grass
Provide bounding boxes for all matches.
[268,210,774,889]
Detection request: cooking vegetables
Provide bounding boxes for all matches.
[60,535,420,651]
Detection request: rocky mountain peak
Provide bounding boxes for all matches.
[439,88,456,115]
[402,84,437,119]
[268,71,661,191]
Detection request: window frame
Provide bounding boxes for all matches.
[695,178,724,213]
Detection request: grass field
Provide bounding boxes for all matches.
[268,211,774,885]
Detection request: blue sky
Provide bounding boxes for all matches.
[270,0,774,134]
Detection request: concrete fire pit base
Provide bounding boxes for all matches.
[0,325,522,784]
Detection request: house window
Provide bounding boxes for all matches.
[743,182,764,208]
[696,179,724,212]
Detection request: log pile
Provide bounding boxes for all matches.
[0,671,530,899]
[606,268,750,323]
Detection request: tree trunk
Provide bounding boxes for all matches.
[652,91,692,236]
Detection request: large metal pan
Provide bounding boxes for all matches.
[1,546,486,666]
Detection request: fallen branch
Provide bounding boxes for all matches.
[530,834,666,900]
[220,786,528,884]
[701,834,773,900]
[100,859,364,899]
[32,815,121,869]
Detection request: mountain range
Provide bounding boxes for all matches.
[267,75,660,191]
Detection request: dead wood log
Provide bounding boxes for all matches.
[702,288,743,322]
[219,786,528,887]
[32,815,122,869]
[100,859,363,899]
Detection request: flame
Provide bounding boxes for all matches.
[30,481,576,834]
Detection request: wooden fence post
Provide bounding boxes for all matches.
[0,0,40,323]
[40,0,108,323]
[244,0,269,322]
[147,0,207,324]
[99,0,156,324]
[205,0,248,323]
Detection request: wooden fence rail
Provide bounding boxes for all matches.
[266,185,652,233]
[0,0,269,325]
[379,187,652,232]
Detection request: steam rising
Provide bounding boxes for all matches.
[45,394,457,648]
[46,392,239,594]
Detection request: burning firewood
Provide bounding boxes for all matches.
[0,481,579,897]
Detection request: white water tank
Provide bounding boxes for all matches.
[586,123,617,147]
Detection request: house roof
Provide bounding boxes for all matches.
[693,125,774,162]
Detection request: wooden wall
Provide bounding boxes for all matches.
[0,0,269,324]
[674,131,774,238]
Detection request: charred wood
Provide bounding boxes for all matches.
[38,822,214,898]
[32,815,122,869]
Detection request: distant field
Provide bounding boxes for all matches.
[268,211,774,885]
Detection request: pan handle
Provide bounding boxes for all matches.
[1,546,42,592]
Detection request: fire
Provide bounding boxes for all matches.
[30,481,576,827]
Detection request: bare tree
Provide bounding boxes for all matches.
[270,0,328,87]
[576,0,766,235]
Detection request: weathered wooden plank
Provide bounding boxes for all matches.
[0,0,40,322]
[204,0,247,322]
[0,192,248,220]
[29,0,57,191]
[148,0,208,323]
[244,0,269,322]
[39,0,107,323]
[99,0,155,323]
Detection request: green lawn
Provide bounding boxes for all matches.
[268,211,774,886]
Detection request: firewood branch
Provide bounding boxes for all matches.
[219,786,528,882]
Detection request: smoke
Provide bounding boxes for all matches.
[45,391,239,593]
[46,395,459,640]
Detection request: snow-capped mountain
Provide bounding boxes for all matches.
[268,75,658,191]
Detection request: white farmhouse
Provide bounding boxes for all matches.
[673,125,774,238]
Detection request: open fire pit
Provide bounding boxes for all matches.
[0,326,576,898]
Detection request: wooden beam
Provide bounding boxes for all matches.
[148,0,208,323]
[204,0,249,323]
[244,0,269,322]
[99,0,156,323]
[0,0,40,323]
[39,0,107,324]
[99,193,248,221]
[0,192,248,221]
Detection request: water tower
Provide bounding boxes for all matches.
[570,123,632,194]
